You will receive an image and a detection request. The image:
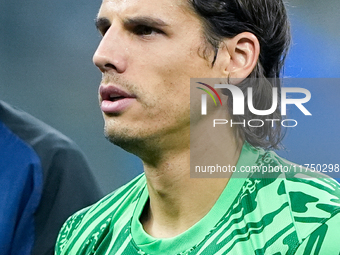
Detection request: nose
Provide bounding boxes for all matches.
[93,26,128,74]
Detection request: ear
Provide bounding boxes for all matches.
[218,32,260,81]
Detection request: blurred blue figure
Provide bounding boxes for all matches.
[0,101,103,255]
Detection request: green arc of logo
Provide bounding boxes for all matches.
[196,87,217,106]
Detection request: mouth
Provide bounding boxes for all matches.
[99,85,136,114]
[100,85,135,101]
[107,94,127,102]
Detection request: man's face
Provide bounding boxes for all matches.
[94,0,222,152]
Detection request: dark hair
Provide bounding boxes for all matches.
[189,0,291,149]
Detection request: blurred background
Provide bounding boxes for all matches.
[1,0,339,195]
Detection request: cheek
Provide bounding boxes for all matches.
[143,84,190,128]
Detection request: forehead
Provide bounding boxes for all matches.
[98,0,194,22]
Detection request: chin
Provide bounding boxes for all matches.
[104,126,133,146]
[104,127,162,163]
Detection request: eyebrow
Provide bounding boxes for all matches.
[95,16,169,29]
[95,17,111,31]
[123,16,169,28]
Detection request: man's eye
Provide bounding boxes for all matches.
[133,25,162,36]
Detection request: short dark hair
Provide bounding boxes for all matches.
[189,0,291,149]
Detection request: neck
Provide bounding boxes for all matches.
[140,109,242,238]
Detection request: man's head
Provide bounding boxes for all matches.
[188,0,291,149]
[189,0,290,79]
[93,0,290,158]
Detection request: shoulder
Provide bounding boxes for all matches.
[253,148,340,230]
[283,176,340,253]
[0,101,102,254]
[239,145,340,252]
[0,100,94,187]
[254,148,340,252]
[55,206,90,253]
[0,100,79,152]
[55,173,146,255]
[282,176,340,251]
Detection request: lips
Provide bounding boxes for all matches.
[99,85,136,114]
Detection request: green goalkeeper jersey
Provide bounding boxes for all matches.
[55,143,340,254]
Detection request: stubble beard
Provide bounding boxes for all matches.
[100,74,190,164]
[100,73,161,156]
[104,123,164,165]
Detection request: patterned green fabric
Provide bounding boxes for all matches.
[55,143,340,254]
